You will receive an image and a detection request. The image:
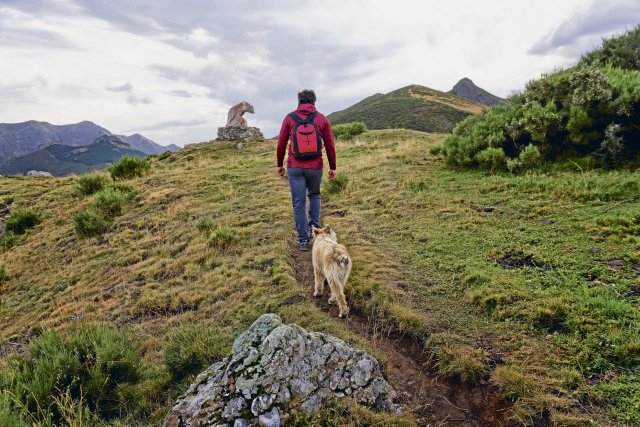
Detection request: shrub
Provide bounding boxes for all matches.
[5,208,40,235]
[580,25,640,71]
[0,267,6,283]
[157,151,172,160]
[74,209,110,237]
[474,147,505,172]
[164,325,230,381]
[109,156,149,181]
[332,122,367,140]
[94,188,128,218]
[0,325,142,423]
[323,172,349,194]
[77,174,107,196]
[518,144,543,170]
[442,28,640,171]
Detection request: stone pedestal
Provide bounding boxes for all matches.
[217,126,264,142]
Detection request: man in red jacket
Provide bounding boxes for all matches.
[277,89,336,251]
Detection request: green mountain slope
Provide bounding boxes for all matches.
[0,132,637,425]
[0,135,147,176]
[328,84,485,132]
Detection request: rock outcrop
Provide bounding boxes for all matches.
[217,127,264,143]
[26,170,53,177]
[163,314,397,427]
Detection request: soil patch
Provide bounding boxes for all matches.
[290,241,514,426]
[497,251,551,270]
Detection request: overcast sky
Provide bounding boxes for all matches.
[1,0,638,146]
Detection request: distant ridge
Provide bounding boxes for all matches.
[328,84,485,133]
[0,134,147,176]
[0,120,177,166]
[448,78,505,107]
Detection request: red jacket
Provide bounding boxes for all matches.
[276,103,336,170]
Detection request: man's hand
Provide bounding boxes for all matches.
[328,169,337,181]
[277,166,285,177]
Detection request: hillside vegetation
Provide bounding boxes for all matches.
[0,130,638,425]
[442,27,640,172]
[328,84,485,133]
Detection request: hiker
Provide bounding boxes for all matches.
[277,89,337,252]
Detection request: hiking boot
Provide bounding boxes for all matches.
[299,240,310,251]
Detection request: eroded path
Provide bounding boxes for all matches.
[290,241,513,427]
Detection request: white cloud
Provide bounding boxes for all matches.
[0,0,637,146]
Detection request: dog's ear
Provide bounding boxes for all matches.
[312,227,322,235]
[324,225,331,233]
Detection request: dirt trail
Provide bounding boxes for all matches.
[290,241,513,427]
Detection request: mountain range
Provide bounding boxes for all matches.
[0,120,178,167]
[0,135,148,176]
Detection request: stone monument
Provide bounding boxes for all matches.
[217,101,264,142]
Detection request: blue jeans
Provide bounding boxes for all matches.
[287,168,322,242]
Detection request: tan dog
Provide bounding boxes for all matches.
[312,225,351,317]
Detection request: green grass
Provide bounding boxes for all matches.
[0,130,638,425]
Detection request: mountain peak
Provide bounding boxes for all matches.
[448,78,504,107]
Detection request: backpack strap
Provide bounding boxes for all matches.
[288,111,318,124]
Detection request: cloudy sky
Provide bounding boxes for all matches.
[0,0,638,146]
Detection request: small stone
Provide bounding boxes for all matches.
[236,143,244,149]
[234,420,250,427]
[258,407,281,427]
[251,394,274,416]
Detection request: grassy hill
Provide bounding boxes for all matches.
[0,131,638,425]
[328,85,485,133]
[0,135,147,176]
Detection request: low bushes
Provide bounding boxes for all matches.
[5,208,40,235]
[441,27,640,172]
[332,122,367,140]
[74,186,135,238]
[109,156,149,181]
[1,208,41,248]
[76,174,108,195]
[0,325,142,424]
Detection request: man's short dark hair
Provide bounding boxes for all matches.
[298,89,316,105]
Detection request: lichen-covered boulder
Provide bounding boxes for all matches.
[163,314,397,427]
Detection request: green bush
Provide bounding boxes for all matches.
[77,174,108,196]
[164,325,230,381]
[332,122,367,140]
[109,156,149,181]
[580,25,640,71]
[157,151,172,160]
[0,325,142,423]
[5,208,40,235]
[94,188,128,218]
[74,209,110,237]
[518,144,543,169]
[442,28,640,171]
[474,147,505,172]
[323,172,349,194]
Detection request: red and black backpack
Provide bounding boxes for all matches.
[288,111,323,160]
